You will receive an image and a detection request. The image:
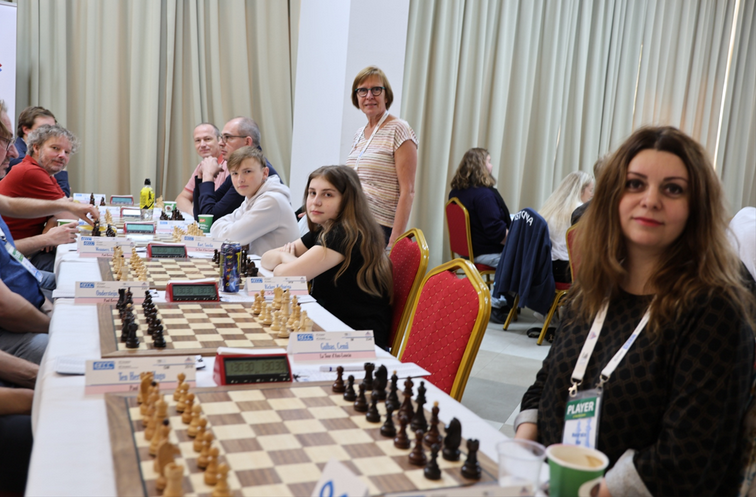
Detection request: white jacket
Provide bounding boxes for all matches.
[209,175,299,255]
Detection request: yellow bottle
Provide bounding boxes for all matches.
[140,178,155,220]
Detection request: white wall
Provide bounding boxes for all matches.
[0,1,17,127]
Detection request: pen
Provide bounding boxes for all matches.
[319,365,366,372]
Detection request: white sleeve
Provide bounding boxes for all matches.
[209,195,283,246]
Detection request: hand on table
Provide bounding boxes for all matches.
[44,224,78,247]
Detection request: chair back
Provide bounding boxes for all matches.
[389,228,429,356]
[398,259,490,401]
[566,224,580,282]
[445,198,474,260]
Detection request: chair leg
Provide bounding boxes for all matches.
[503,294,520,330]
[537,291,567,345]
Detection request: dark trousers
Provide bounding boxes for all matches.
[0,414,32,494]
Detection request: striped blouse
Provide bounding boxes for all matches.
[346,118,418,228]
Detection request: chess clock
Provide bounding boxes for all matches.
[165,280,220,302]
[121,207,142,221]
[123,222,156,234]
[213,350,293,385]
[110,195,134,205]
[147,243,188,258]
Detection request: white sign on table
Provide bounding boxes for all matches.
[181,235,222,252]
[246,276,308,296]
[156,220,194,233]
[74,281,150,304]
[287,331,376,362]
[73,192,106,205]
[85,356,196,394]
[311,458,369,497]
[77,236,134,257]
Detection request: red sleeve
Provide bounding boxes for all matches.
[20,167,65,200]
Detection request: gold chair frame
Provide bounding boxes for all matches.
[445,197,496,288]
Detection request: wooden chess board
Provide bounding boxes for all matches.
[98,302,322,357]
[106,382,498,497]
[98,258,220,290]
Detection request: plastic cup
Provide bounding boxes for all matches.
[546,444,609,497]
[497,439,545,495]
[198,214,214,233]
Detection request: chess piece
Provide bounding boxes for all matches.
[150,418,171,456]
[92,219,101,236]
[442,418,462,461]
[173,373,186,401]
[143,387,158,428]
[154,440,181,490]
[411,382,428,433]
[153,324,167,348]
[361,362,375,391]
[197,431,214,470]
[138,372,153,405]
[151,398,168,441]
[424,443,442,480]
[374,365,388,401]
[100,197,106,206]
[193,418,208,452]
[353,383,368,412]
[187,404,202,437]
[387,371,401,411]
[332,366,346,393]
[125,321,140,348]
[270,311,281,331]
[204,446,219,485]
[399,377,415,419]
[89,193,95,205]
[380,403,397,438]
[424,401,443,447]
[176,383,189,413]
[162,462,185,497]
[409,429,428,466]
[394,414,411,449]
[461,439,482,480]
[343,375,356,402]
[211,463,231,497]
[181,393,195,424]
[106,224,116,237]
[366,389,381,423]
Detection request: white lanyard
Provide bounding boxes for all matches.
[1,233,43,283]
[355,111,389,170]
[569,300,651,395]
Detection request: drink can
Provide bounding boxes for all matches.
[220,241,242,293]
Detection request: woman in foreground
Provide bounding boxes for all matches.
[262,166,393,349]
[514,126,755,497]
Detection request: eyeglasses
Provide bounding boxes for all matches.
[354,86,385,98]
[1,138,13,152]
[220,134,247,142]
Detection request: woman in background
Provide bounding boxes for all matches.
[346,66,418,247]
[539,171,594,283]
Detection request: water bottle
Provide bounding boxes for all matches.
[139,178,155,220]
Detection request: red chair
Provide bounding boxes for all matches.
[398,259,490,401]
[445,198,495,288]
[388,228,429,357]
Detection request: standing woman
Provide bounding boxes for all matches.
[514,127,755,496]
[346,66,418,247]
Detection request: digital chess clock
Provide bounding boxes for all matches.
[121,207,142,221]
[146,243,187,258]
[123,222,156,234]
[213,348,292,385]
[165,280,219,302]
[110,195,134,205]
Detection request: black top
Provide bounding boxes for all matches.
[521,289,753,496]
[302,226,391,349]
[448,186,511,256]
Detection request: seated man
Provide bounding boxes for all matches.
[193,116,279,222]
[174,123,226,214]
[0,124,79,272]
[5,105,70,197]
[209,146,298,255]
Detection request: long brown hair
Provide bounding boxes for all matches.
[569,126,755,333]
[304,166,393,301]
[450,148,495,189]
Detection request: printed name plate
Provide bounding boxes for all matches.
[287,331,376,362]
[73,192,106,205]
[97,206,122,220]
[156,219,194,233]
[85,355,196,394]
[245,276,308,296]
[181,235,223,252]
[74,280,149,304]
[311,458,368,497]
[77,236,134,257]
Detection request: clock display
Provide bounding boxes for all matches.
[124,222,155,234]
[148,244,187,258]
[225,357,289,377]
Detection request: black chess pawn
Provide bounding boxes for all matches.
[116,288,126,310]
[152,324,167,348]
[125,321,140,349]
[160,210,169,220]
[212,249,219,265]
[361,362,375,391]
[411,382,428,433]
[460,439,482,480]
[89,193,95,205]
[442,418,462,461]
[353,383,368,412]
[409,429,427,466]
[424,444,442,480]
[380,403,397,438]
[394,414,411,449]
[106,224,116,237]
[424,401,443,447]
[120,315,133,343]
[366,390,381,423]
[386,371,401,411]
[399,377,415,419]
[343,375,356,402]
[100,197,106,207]
[332,366,346,393]
[374,365,388,401]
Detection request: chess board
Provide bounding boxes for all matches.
[98,302,322,357]
[98,257,219,290]
[106,382,498,497]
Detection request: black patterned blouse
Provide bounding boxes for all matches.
[521,289,753,496]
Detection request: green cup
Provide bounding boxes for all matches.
[163,201,177,214]
[546,444,609,497]
[198,214,214,233]
[57,219,78,227]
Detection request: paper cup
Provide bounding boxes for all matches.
[497,439,545,494]
[546,444,609,497]
[163,201,177,213]
[57,219,78,227]
[198,214,214,233]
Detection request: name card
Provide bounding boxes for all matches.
[73,192,106,205]
[85,356,196,395]
[245,276,309,296]
[98,206,122,220]
[287,331,376,362]
[74,280,150,304]
[77,236,134,257]
[181,235,223,252]
[156,219,194,233]
[311,459,368,497]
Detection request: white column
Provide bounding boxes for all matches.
[289,0,410,203]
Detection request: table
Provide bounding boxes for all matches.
[26,249,509,496]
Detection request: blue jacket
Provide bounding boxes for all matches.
[6,137,71,197]
[449,186,511,256]
[0,215,45,308]
[493,208,555,315]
